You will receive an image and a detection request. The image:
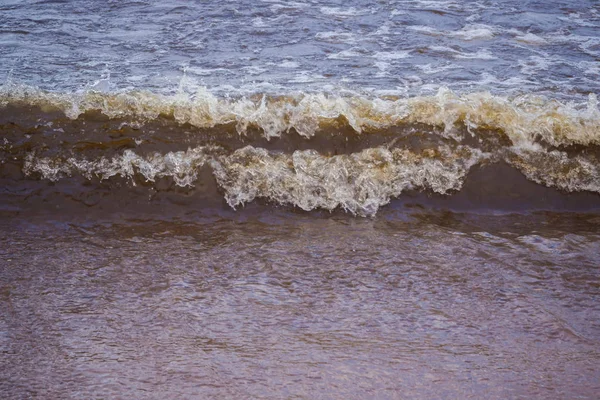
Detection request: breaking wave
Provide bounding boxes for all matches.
[1,84,599,146]
[21,145,486,216]
[1,85,599,215]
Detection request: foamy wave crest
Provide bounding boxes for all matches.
[212,145,486,216]
[23,147,217,186]
[22,145,487,216]
[507,148,600,193]
[17,142,600,215]
[2,85,599,146]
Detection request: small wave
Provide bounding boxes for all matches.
[20,145,487,216]
[515,32,548,45]
[15,138,599,215]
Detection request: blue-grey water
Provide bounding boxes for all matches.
[1,1,600,399]
[1,0,599,97]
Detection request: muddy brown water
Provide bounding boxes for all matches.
[1,196,600,398]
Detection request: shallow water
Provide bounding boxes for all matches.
[1,210,600,398]
[1,0,600,398]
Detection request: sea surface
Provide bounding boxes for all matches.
[1,0,599,398]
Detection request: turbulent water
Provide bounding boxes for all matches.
[1,0,599,399]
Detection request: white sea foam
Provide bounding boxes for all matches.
[408,25,441,36]
[518,55,554,75]
[579,61,600,76]
[242,66,268,76]
[417,63,461,75]
[268,2,308,13]
[373,24,391,35]
[373,51,412,61]
[558,12,598,27]
[450,24,495,40]
[278,61,300,69]
[374,61,390,77]
[515,33,548,45]
[319,7,370,17]
[454,49,496,60]
[23,147,215,187]
[410,24,494,41]
[185,67,229,77]
[287,73,327,84]
[252,17,267,28]
[327,48,365,60]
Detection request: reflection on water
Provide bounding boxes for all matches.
[1,210,599,398]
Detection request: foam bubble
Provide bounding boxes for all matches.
[373,51,412,61]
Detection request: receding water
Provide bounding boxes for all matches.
[1,211,600,398]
